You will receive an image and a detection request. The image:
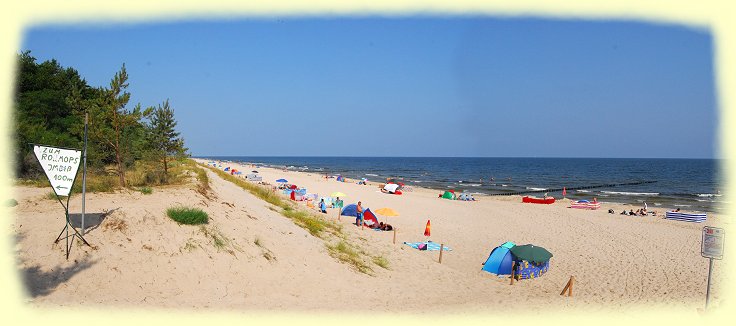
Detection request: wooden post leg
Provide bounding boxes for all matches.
[439,244,444,263]
[560,278,571,296]
[560,276,575,296]
[569,276,575,297]
[510,261,516,285]
[393,228,397,244]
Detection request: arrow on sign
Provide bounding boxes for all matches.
[56,185,68,190]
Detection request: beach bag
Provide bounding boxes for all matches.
[418,243,428,250]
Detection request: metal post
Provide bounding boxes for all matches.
[706,257,714,309]
[81,113,88,235]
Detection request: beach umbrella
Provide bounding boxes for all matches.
[330,192,347,198]
[509,244,553,264]
[375,207,399,224]
[276,178,288,183]
[424,220,431,237]
[375,208,399,217]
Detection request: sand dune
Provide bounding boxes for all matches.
[10,159,726,313]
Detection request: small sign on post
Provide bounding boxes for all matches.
[702,226,724,309]
[33,144,90,259]
[34,145,82,197]
[702,226,725,259]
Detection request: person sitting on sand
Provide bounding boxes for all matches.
[629,209,635,216]
[671,208,681,212]
[620,210,627,215]
[608,209,615,214]
[382,223,393,231]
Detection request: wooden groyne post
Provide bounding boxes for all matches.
[438,244,444,263]
[560,276,575,297]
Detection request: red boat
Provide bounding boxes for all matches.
[522,196,556,204]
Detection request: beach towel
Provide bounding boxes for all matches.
[403,241,452,251]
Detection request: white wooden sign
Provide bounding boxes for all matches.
[702,226,725,260]
[33,145,82,197]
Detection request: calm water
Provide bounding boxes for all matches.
[202,156,723,212]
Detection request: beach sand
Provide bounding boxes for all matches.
[10,159,727,314]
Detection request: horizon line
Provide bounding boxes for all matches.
[193,155,720,160]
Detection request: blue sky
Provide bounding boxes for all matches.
[21,17,717,158]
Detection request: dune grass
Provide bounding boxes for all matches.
[327,241,373,275]
[139,186,153,194]
[202,162,385,275]
[203,163,342,238]
[167,206,208,225]
[199,225,226,249]
[372,256,390,270]
[20,158,197,195]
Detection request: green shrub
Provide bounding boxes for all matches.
[167,206,208,225]
[139,186,153,194]
[5,199,18,207]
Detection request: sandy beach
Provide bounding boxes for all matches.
[10,158,727,313]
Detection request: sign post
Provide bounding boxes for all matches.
[33,144,91,259]
[81,112,88,236]
[701,226,724,309]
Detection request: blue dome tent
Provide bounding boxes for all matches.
[482,242,516,275]
[341,204,358,217]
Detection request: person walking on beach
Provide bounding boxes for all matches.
[356,201,364,227]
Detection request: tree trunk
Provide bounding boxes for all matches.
[116,147,125,187]
[163,155,168,183]
[114,113,125,187]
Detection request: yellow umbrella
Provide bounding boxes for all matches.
[375,207,399,226]
[375,207,399,216]
[330,192,347,198]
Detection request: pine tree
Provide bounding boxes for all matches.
[85,63,142,187]
[149,99,187,182]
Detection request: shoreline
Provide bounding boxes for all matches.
[201,157,720,214]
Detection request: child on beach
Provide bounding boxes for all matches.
[356,201,364,226]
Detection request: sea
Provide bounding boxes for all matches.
[202,157,724,213]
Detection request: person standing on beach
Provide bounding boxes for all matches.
[356,201,364,226]
[335,197,343,209]
[320,199,327,214]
